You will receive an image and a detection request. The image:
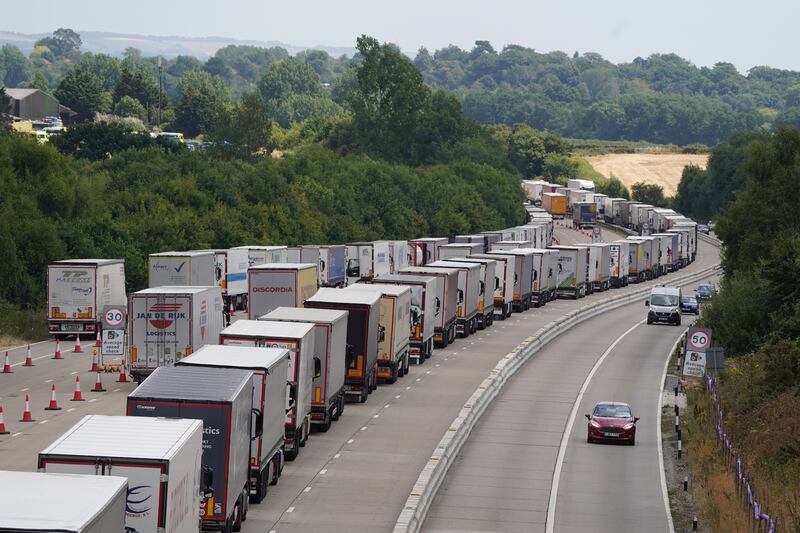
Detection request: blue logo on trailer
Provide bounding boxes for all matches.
[174,262,187,273]
[126,485,152,514]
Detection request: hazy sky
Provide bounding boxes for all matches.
[5,0,799,71]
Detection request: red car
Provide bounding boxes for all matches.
[586,401,639,445]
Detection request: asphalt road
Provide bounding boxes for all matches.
[0,225,709,533]
[422,242,719,533]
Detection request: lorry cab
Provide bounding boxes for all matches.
[646,286,682,326]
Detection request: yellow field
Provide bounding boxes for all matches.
[585,153,709,197]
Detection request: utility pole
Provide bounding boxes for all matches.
[157,56,163,127]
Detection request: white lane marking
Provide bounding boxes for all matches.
[333,453,341,459]
[303,486,311,493]
[45,379,53,383]
[395,395,401,399]
[113,389,120,392]
[406,386,411,390]
[373,414,379,419]
[39,419,49,425]
[2,339,53,352]
[360,426,367,431]
[88,398,97,403]
[67,408,76,412]
[658,332,685,533]
[384,404,390,409]
[415,378,421,382]
[9,344,88,367]
[20,388,29,392]
[286,506,295,513]
[435,364,440,367]
[12,432,22,437]
[545,319,644,533]
[70,371,78,375]
[347,439,354,444]
[319,469,327,475]
[425,370,431,375]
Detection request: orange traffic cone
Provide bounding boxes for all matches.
[73,338,82,353]
[90,351,99,372]
[20,394,34,422]
[45,384,61,411]
[91,372,106,393]
[94,330,102,348]
[117,361,129,383]
[0,405,9,434]
[71,376,84,401]
[23,345,34,367]
[52,338,63,360]
[2,352,12,374]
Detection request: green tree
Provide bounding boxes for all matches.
[27,71,49,91]
[79,54,122,92]
[174,70,229,136]
[258,58,321,102]
[1,45,33,87]
[34,28,82,59]
[55,67,103,122]
[500,124,547,178]
[0,87,10,129]
[211,92,273,154]
[271,94,343,128]
[114,65,161,121]
[113,95,147,122]
[631,181,668,206]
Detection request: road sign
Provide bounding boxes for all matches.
[687,327,712,352]
[103,305,127,329]
[102,329,125,356]
[683,350,707,377]
[592,227,601,243]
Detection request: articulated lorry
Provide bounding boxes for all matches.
[0,471,128,533]
[194,248,249,310]
[127,367,253,532]
[609,240,631,287]
[470,253,515,319]
[344,283,411,383]
[542,192,567,218]
[587,243,612,291]
[47,259,126,339]
[247,263,318,319]
[428,260,481,337]
[305,288,380,403]
[364,274,438,364]
[128,286,224,383]
[551,245,589,299]
[454,234,490,253]
[346,241,390,284]
[398,266,458,347]
[40,415,203,533]
[286,245,346,287]
[408,237,448,266]
[487,249,534,311]
[261,307,347,429]
[149,251,216,288]
[443,257,496,329]
[219,320,315,459]
[438,243,483,259]
[388,240,410,273]
[572,202,598,229]
[232,246,287,267]
[178,345,289,503]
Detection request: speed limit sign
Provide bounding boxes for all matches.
[687,327,712,352]
[103,305,127,329]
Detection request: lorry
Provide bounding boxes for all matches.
[628,236,655,279]
[425,261,480,338]
[443,257,496,329]
[363,274,438,363]
[398,266,458,347]
[666,228,690,267]
[232,246,288,267]
[286,245,346,287]
[478,231,506,249]
[219,320,315,459]
[247,263,318,319]
[343,283,411,383]
[672,222,698,262]
[127,367,253,532]
[587,243,612,291]
[128,286,224,383]
[149,251,216,288]
[568,178,595,191]
[627,239,646,282]
[470,253,514,320]
[492,240,532,251]
[486,249,534,312]
[609,240,631,287]
[454,234,490,253]
[346,241,390,284]
[260,307,347,427]
[39,414,203,533]
[572,202,598,229]
[47,259,126,339]
[0,471,128,533]
[438,243,483,259]
[525,248,554,306]
[194,248,250,310]
[551,245,589,299]
[542,192,567,217]
[388,240,410,274]
[177,345,289,502]
[408,237,448,266]
[592,193,608,216]
[305,288,380,402]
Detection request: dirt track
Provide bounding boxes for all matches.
[585,153,708,197]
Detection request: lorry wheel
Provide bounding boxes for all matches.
[223,516,234,533]
[360,388,368,403]
[270,457,279,485]
[506,304,512,318]
[319,411,332,432]
[387,364,398,384]
[250,471,266,503]
[241,491,249,521]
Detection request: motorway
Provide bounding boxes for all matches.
[0,226,716,533]
[423,245,719,532]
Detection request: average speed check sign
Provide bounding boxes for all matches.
[103,305,126,329]
[687,327,712,352]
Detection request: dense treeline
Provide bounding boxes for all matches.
[697,126,800,526]
[5,31,800,144]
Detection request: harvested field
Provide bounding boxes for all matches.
[585,153,708,196]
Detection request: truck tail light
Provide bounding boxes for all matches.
[185,345,192,356]
[85,324,96,332]
[131,347,137,363]
[314,387,321,403]
[48,325,58,332]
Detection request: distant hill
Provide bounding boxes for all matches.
[0,30,356,59]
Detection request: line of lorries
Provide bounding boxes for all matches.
[23,184,700,532]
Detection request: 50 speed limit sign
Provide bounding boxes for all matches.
[103,305,127,329]
[687,327,712,352]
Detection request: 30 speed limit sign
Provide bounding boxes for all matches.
[687,327,712,352]
[103,305,127,329]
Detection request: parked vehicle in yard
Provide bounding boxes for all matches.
[646,286,682,326]
[680,295,700,315]
[0,471,129,533]
[586,402,639,445]
[47,259,126,339]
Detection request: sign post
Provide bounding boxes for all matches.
[683,326,713,377]
[102,305,127,362]
[592,227,602,243]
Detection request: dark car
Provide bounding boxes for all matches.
[586,401,639,445]
[680,295,700,315]
[698,224,710,234]
[696,283,716,301]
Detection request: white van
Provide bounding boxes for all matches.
[645,286,682,325]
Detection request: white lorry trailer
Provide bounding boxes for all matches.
[47,259,126,339]
[587,243,612,292]
[232,246,288,267]
[408,237,448,266]
[194,248,250,310]
[261,307,348,429]
[609,240,631,287]
[443,257,496,329]
[219,320,315,460]
[427,260,481,337]
[346,241,390,284]
[469,253,514,320]
[177,345,290,503]
[286,245,347,287]
[149,251,216,288]
[398,266,458,347]
[39,415,203,533]
[128,286,224,383]
[438,243,483,259]
[550,245,589,298]
[246,263,318,319]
